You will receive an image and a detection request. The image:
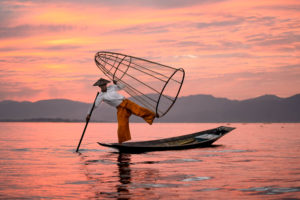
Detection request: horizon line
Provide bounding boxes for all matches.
[1,93,299,104]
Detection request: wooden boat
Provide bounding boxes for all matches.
[98,126,235,153]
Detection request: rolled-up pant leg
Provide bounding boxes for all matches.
[116,99,156,143]
[125,99,156,125]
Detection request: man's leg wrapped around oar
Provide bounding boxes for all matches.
[117,99,156,143]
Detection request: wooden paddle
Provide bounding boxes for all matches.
[76,92,99,152]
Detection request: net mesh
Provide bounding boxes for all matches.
[95,51,185,118]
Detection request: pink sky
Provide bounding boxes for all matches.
[0,0,299,102]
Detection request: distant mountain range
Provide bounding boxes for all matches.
[0,94,299,122]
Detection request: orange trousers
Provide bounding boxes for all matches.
[116,99,155,143]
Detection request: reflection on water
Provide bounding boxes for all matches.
[116,153,131,199]
[80,152,162,199]
[0,123,300,199]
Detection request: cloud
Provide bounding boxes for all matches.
[245,16,276,26]
[277,64,300,71]
[0,24,74,38]
[11,0,226,9]
[157,39,176,43]
[107,23,172,35]
[176,41,200,47]
[201,52,254,58]
[196,18,244,29]
[194,16,276,30]
[201,63,300,82]
[0,47,21,52]
[0,56,44,63]
[35,45,82,51]
[257,33,300,46]
[101,0,226,8]
[256,4,300,11]
[0,6,12,26]
[0,1,24,26]
[188,64,300,99]
[0,81,42,100]
[0,54,93,65]
[247,32,300,46]
[170,39,249,51]
[0,45,82,52]
[173,54,198,59]
[0,0,299,101]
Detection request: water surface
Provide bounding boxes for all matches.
[0,123,299,199]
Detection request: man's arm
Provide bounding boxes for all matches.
[86,94,103,121]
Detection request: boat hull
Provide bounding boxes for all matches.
[98,126,235,153]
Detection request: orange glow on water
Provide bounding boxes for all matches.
[0,123,300,199]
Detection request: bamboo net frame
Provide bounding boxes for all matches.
[94,51,185,118]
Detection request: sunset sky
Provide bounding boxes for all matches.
[0,0,299,102]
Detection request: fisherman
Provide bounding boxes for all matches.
[86,78,156,143]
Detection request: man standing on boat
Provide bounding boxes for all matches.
[86,78,156,143]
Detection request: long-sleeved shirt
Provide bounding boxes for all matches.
[88,83,126,114]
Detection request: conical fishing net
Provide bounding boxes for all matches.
[95,51,185,118]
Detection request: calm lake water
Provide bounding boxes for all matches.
[0,122,299,200]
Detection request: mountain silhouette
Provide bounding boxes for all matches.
[0,94,299,122]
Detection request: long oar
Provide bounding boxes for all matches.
[76,92,99,152]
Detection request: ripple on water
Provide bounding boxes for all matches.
[137,158,202,165]
[238,186,300,195]
[209,149,254,153]
[77,148,108,152]
[182,176,212,182]
[65,180,97,185]
[233,159,253,162]
[195,188,221,192]
[131,183,182,189]
[11,148,31,152]
[85,159,116,165]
